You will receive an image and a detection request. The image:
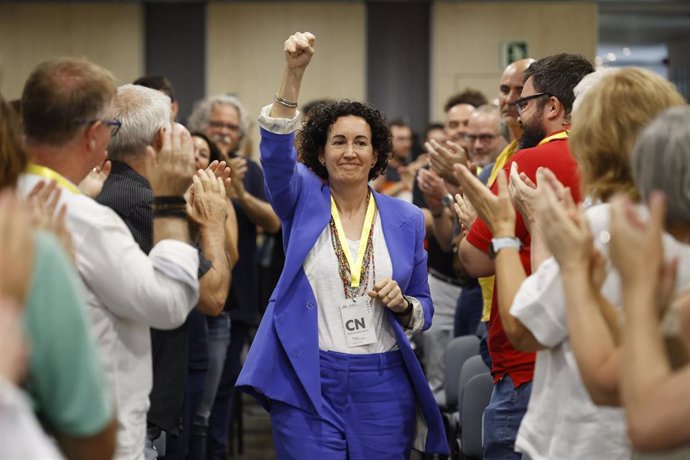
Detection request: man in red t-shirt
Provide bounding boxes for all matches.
[458,53,594,460]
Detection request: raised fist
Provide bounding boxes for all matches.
[284,32,316,70]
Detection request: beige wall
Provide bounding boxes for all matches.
[207,2,366,157]
[432,1,597,121]
[0,3,143,100]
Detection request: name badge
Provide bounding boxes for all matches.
[339,296,377,348]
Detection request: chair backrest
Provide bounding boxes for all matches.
[443,335,480,409]
[460,372,494,459]
[458,354,490,402]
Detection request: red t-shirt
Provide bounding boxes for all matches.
[466,132,581,387]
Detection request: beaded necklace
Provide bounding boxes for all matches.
[329,193,377,299]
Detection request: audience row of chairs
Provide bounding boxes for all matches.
[438,336,493,460]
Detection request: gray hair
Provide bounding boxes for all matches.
[187,94,249,139]
[572,67,618,116]
[107,84,171,160]
[632,106,690,226]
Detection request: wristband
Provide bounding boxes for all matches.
[394,296,414,317]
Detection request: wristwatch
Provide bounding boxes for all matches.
[441,193,454,208]
[489,237,520,259]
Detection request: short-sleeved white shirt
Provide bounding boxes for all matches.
[511,203,690,460]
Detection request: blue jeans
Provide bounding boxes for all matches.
[476,321,492,369]
[483,376,531,460]
[208,320,250,460]
[186,312,230,460]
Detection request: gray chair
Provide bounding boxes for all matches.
[460,372,493,459]
[458,355,489,401]
[453,355,490,458]
[438,335,479,459]
[439,335,480,410]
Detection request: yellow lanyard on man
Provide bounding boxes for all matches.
[26,163,81,195]
[330,193,377,288]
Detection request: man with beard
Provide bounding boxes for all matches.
[458,53,594,460]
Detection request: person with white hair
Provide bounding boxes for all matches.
[97,84,233,459]
[609,106,690,455]
[188,94,280,459]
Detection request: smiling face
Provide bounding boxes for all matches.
[320,115,376,187]
[466,111,506,167]
[205,103,241,154]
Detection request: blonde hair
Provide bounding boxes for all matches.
[569,67,686,202]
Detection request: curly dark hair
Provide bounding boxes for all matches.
[296,100,392,181]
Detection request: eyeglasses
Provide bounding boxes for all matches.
[208,120,241,132]
[513,93,549,114]
[464,133,500,144]
[79,118,122,137]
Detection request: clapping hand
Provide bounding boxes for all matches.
[427,139,470,187]
[79,160,112,198]
[454,163,515,237]
[27,180,73,262]
[609,192,677,315]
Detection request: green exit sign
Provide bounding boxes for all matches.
[500,41,529,68]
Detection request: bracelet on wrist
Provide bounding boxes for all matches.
[394,296,414,317]
[153,195,186,206]
[273,94,298,109]
[153,196,187,219]
[153,208,188,219]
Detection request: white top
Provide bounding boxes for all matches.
[258,104,424,352]
[305,214,404,354]
[0,378,64,460]
[18,173,200,460]
[511,203,690,460]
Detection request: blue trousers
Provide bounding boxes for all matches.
[271,350,417,460]
[483,375,532,460]
[453,283,483,337]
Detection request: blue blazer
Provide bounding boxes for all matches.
[236,128,449,454]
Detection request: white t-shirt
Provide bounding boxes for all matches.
[511,203,690,460]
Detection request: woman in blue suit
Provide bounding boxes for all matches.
[236,31,448,459]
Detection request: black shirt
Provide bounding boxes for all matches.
[412,170,457,279]
[225,154,268,326]
[96,161,211,434]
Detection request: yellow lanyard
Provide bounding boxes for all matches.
[26,163,81,195]
[330,192,377,288]
[538,130,568,146]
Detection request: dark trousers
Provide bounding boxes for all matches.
[453,283,483,337]
[163,367,207,459]
[208,321,251,460]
